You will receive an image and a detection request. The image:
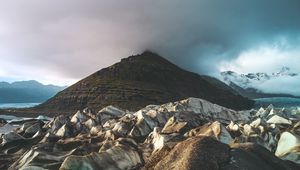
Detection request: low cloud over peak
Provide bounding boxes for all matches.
[0,0,300,88]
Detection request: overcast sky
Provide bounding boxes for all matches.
[0,0,300,94]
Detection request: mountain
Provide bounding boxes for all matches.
[220,67,299,99]
[36,51,254,113]
[201,75,240,95]
[0,80,66,103]
[227,82,297,99]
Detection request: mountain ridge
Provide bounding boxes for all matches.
[36,51,254,114]
[0,80,66,103]
[220,67,299,99]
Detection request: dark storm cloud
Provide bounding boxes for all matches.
[0,0,300,85]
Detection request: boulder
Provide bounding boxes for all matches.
[61,152,119,170]
[256,107,266,117]
[55,123,75,138]
[48,115,70,133]
[90,126,103,136]
[145,109,171,125]
[168,98,249,123]
[135,110,158,128]
[9,148,75,170]
[267,115,292,125]
[146,136,230,170]
[129,112,157,139]
[226,121,241,137]
[102,119,118,129]
[20,120,43,132]
[106,130,118,140]
[292,121,300,136]
[54,138,90,152]
[74,122,89,134]
[60,142,142,170]
[266,108,276,119]
[242,124,256,136]
[185,121,232,144]
[32,130,44,138]
[97,106,125,125]
[145,127,184,153]
[266,132,278,152]
[24,123,42,137]
[84,118,97,129]
[250,118,267,128]
[0,124,17,135]
[145,136,300,170]
[1,132,24,144]
[40,132,60,143]
[161,116,188,134]
[256,105,274,119]
[112,121,134,137]
[70,111,88,124]
[161,112,204,134]
[82,108,94,118]
[226,142,300,170]
[275,132,300,163]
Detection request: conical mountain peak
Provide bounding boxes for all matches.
[37,52,253,114]
[117,51,180,69]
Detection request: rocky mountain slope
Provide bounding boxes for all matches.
[220,67,299,99]
[0,80,65,103]
[36,51,253,114]
[1,97,300,169]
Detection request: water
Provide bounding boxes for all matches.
[0,103,40,109]
[254,97,300,109]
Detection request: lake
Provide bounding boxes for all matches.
[0,103,40,109]
[254,97,300,109]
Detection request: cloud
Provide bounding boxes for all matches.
[255,76,300,96]
[0,0,300,88]
[219,41,300,74]
[219,42,300,95]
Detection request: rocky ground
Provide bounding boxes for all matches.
[0,97,300,170]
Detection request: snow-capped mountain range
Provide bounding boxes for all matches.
[221,67,298,89]
[220,67,299,98]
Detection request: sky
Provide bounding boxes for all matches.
[0,0,300,94]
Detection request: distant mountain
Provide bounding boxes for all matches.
[227,82,297,99]
[220,67,299,99]
[36,51,254,113]
[0,80,66,103]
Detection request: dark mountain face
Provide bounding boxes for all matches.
[37,51,254,112]
[0,80,65,103]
